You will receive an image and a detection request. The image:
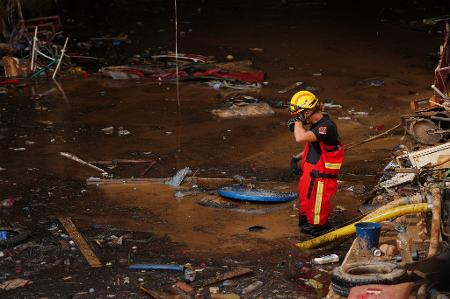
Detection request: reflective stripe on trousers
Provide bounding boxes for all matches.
[314,181,324,224]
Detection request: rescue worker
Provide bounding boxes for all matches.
[287,91,344,236]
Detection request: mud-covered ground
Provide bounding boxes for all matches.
[0,0,448,298]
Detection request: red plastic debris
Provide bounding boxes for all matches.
[0,79,20,86]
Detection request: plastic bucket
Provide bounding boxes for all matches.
[354,222,381,250]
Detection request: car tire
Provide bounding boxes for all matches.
[0,228,30,248]
[331,261,407,295]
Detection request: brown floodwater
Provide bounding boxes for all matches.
[0,0,444,297]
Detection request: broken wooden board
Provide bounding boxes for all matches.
[394,168,421,174]
[58,217,102,268]
[174,281,193,293]
[204,267,253,286]
[0,278,32,291]
[436,155,450,169]
[140,286,164,299]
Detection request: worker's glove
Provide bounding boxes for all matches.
[290,156,301,176]
[287,114,306,132]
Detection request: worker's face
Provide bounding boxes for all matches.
[303,110,313,124]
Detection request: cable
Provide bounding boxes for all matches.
[174,0,181,169]
[174,0,180,111]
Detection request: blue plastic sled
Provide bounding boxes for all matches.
[218,185,297,203]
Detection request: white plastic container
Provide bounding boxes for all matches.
[313,254,339,265]
[242,281,264,294]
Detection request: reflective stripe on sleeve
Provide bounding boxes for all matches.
[325,162,341,170]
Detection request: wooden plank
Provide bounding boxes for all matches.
[87,177,167,186]
[394,168,420,174]
[58,217,102,268]
[175,281,193,293]
[91,159,156,165]
[204,267,253,286]
[140,286,163,299]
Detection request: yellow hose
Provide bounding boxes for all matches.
[296,203,429,249]
[361,194,423,220]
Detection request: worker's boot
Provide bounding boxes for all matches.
[298,214,307,227]
[301,222,331,237]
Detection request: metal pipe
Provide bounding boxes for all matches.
[59,152,107,176]
[430,116,450,122]
[128,264,184,271]
[296,203,430,249]
[52,37,68,79]
[30,26,38,71]
[428,186,442,257]
[36,49,56,61]
[431,84,450,100]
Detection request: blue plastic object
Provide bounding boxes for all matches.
[218,185,297,203]
[355,222,381,250]
[128,264,184,271]
[0,231,7,240]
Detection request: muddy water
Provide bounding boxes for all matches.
[0,0,444,296]
[2,0,439,253]
[85,182,296,253]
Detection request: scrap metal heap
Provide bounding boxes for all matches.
[403,19,450,147]
[322,17,450,299]
[0,0,265,87]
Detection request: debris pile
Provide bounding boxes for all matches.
[211,95,275,119]
[320,17,450,299]
[0,2,73,81]
[401,21,450,146]
[99,54,265,89]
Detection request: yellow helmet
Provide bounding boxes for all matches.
[289,90,319,115]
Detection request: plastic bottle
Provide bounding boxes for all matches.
[183,264,196,282]
[313,254,339,265]
[242,281,264,294]
[396,225,410,253]
[352,111,369,117]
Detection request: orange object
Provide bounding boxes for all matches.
[175,281,193,293]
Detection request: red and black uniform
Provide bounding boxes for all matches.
[298,115,344,226]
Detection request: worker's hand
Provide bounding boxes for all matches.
[287,114,306,132]
[290,156,301,175]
